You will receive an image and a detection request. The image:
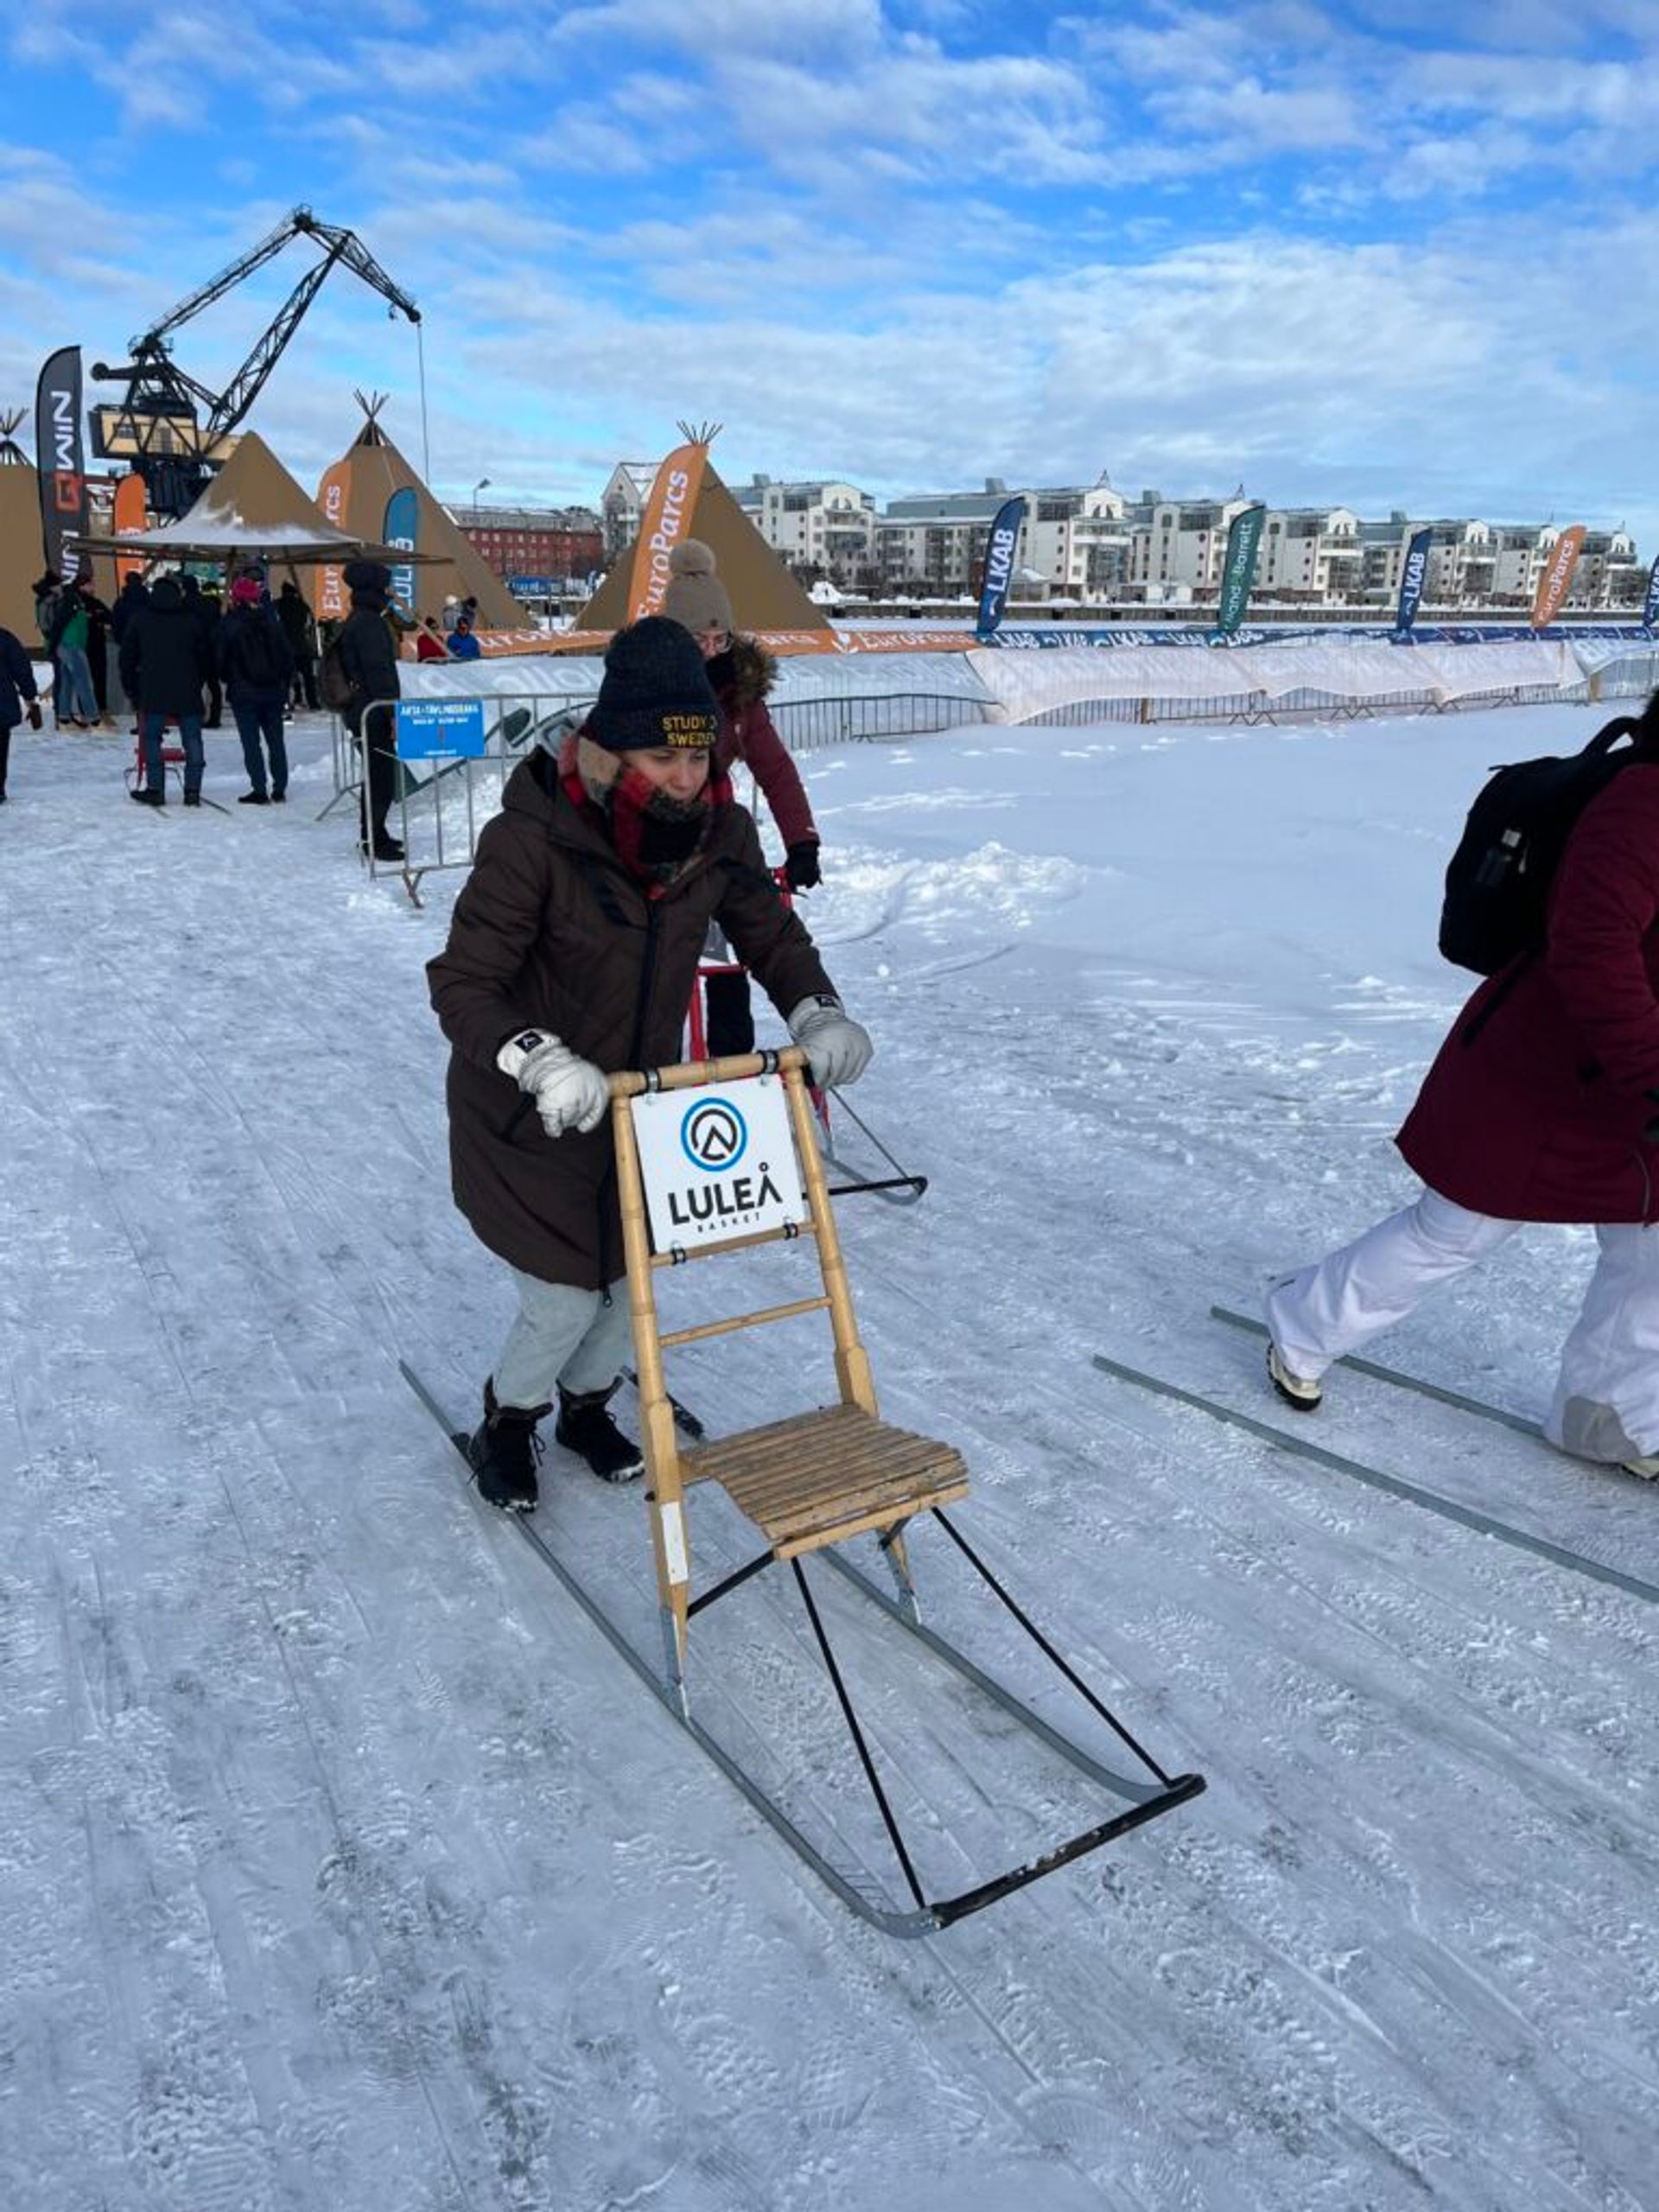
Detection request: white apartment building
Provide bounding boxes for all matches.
[598,461,658,562]
[732,478,876,585]
[601,455,1644,612]
[1255,508,1362,600]
[1128,495,1255,598]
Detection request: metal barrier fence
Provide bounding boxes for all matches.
[1021,668,1655,730]
[770,693,999,750]
[332,689,1000,897]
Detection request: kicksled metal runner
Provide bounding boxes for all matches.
[407,1045,1204,1934]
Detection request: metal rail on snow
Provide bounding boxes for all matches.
[1089,1343,1659,1610]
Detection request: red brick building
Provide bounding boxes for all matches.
[456,504,603,594]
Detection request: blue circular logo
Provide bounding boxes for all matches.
[682,1097,747,1171]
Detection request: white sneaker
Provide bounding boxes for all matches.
[1619,1453,1659,1481]
[1266,1344,1322,1413]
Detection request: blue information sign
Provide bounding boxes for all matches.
[395,698,488,760]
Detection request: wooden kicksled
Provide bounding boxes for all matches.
[598,1046,1205,1933]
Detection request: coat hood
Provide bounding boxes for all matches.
[713,634,777,709]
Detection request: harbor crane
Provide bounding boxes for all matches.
[91,207,420,518]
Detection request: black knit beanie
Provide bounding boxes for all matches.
[587,616,721,753]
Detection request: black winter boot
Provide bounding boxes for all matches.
[555,1384,645,1484]
[467,1379,550,1510]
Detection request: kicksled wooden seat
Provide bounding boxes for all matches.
[680,1402,969,1557]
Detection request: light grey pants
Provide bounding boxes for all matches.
[493,1269,632,1412]
[1267,1187,1659,1461]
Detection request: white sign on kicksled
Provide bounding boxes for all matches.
[632,1077,805,1253]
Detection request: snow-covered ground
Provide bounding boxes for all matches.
[3,699,1655,2211]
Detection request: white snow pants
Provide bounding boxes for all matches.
[493,1269,633,1412]
[1266,1187,1659,1462]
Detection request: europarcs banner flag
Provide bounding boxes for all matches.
[1212,503,1266,639]
[1530,524,1585,628]
[315,458,354,625]
[627,442,709,621]
[384,486,419,618]
[1641,555,1659,632]
[35,346,86,576]
[1393,527,1433,636]
[975,495,1027,640]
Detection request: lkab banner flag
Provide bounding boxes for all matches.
[627,442,709,621]
[1393,527,1433,636]
[975,496,1027,639]
[35,346,86,576]
[1642,556,1659,632]
[315,458,353,623]
[384,486,418,617]
[1530,524,1585,628]
[1213,504,1266,639]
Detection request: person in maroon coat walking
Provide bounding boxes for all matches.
[662,539,821,1055]
[1266,696,1659,1478]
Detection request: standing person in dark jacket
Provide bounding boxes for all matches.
[426,616,874,1510]
[110,575,149,729]
[120,576,212,806]
[1265,696,1659,1478]
[79,574,117,723]
[179,575,223,728]
[276,580,318,710]
[219,574,294,804]
[0,626,43,802]
[334,558,404,860]
[661,539,823,1054]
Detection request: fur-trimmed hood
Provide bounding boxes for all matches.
[712,634,777,711]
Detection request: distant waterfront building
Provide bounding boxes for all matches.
[458,503,603,590]
[598,454,1645,612]
[733,478,877,585]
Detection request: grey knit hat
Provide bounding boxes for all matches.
[660,539,734,636]
[586,617,721,753]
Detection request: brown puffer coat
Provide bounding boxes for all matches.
[427,749,836,1286]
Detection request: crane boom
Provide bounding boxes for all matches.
[89,206,420,517]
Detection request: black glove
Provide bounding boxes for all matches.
[1645,1090,1659,1145]
[27,702,42,730]
[784,840,822,893]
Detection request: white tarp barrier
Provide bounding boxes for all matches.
[967,638,1585,721]
[397,648,995,709]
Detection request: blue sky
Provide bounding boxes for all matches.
[3,0,1657,547]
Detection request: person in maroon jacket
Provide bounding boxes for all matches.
[662,541,821,1055]
[1264,696,1659,1478]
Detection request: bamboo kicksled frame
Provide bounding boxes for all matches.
[601,1046,1205,1932]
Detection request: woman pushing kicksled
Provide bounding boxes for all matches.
[427,616,873,1511]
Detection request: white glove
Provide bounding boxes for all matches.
[786,995,874,1089]
[497,1028,610,1138]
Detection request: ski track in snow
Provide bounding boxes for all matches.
[1,706,1656,2210]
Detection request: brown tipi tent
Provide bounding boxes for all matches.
[577,439,834,640]
[0,411,47,643]
[315,398,519,630]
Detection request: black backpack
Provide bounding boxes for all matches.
[1439,718,1642,976]
[236,612,289,692]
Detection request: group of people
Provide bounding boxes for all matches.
[120,569,304,809]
